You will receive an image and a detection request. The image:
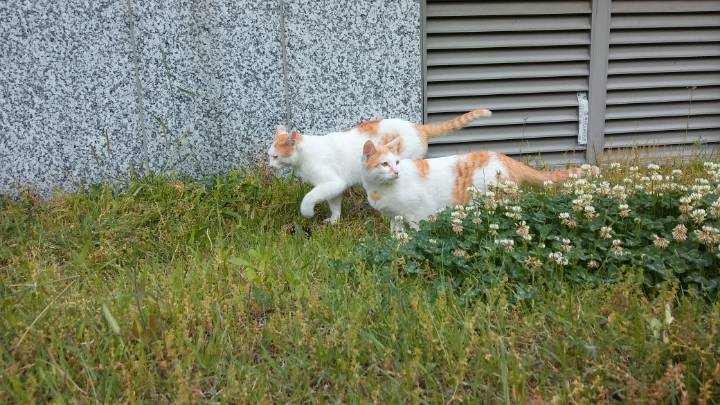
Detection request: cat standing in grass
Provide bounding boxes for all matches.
[360,140,591,230]
[267,109,491,223]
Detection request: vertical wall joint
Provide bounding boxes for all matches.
[277,0,292,129]
[586,0,612,163]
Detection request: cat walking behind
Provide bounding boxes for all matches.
[268,109,491,223]
[360,140,591,230]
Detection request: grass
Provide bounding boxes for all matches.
[1,165,719,403]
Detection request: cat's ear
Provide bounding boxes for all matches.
[288,130,301,145]
[363,141,377,160]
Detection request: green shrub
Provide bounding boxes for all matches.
[348,162,720,300]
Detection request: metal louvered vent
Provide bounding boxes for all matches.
[603,0,720,158]
[424,0,592,165]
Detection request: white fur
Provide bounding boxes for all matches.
[267,121,429,223]
[362,151,509,228]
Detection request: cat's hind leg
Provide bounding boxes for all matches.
[300,180,346,220]
[323,195,343,224]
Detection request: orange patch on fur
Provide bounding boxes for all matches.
[365,150,385,169]
[452,152,490,205]
[497,154,579,185]
[414,159,430,178]
[355,120,380,135]
[273,132,302,157]
[370,191,382,202]
[364,145,390,170]
[379,132,405,154]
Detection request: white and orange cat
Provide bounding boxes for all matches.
[268,109,491,223]
[361,140,587,230]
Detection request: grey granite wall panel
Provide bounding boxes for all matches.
[284,0,422,135]
[133,0,285,176]
[1,0,140,195]
[1,0,423,196]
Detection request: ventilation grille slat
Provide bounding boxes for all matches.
[425,1,591,161]
[604,0,720,153]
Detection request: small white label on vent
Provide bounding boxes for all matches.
[577,92,588,145]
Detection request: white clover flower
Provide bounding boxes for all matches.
[709,199,720,219]
[393,231,410,243]
[647,163,660,171]
[695,226,720,246]
[609,162,621,170]
[610,239,624,256]
[452,248,468,258]
[494,239,515,252]
[653,235,669,249]
[452,222,464,234]
[618,203,630,218]
[543,180,554,187]
[428,238,437,244]
[547,252,569,266]
[600,226,613,239]
[524,257,543,269]
[561,239,572,253]
[581,164,592,171]
[472,217,482,225]
[489,223,500,230]
[691,208,707,224]
[629,166,639,172]
[672,224,688,241]
[672,169,683,176]
[651,174,663,182]
[559,212,577,228]
[640,176,651,183]
[583,205,597,219]
[516,221,532,241]
[505,205,522,220]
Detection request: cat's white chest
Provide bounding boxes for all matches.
[367,188,399,217]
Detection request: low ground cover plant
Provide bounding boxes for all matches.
[349,162,720,301]
[2,162,719,402]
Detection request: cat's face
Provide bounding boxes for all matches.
[268,127,302,168]
[362,141,400,184]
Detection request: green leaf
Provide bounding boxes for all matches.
[102,304,121,335]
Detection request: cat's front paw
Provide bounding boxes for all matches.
[300,200,315,218]
[323,217,339,225]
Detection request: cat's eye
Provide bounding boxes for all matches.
[382,162,389,166]
[272,155,278,159]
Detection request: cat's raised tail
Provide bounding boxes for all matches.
[498,154,593,186]
[415,108,492,140]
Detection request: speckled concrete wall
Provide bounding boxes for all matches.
[285,0,422,135]
[0,0,422,196]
